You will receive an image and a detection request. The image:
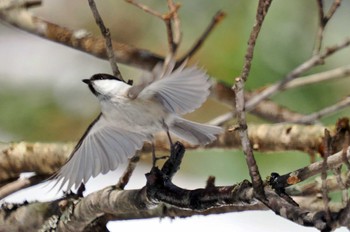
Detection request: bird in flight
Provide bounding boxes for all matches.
[52,64,222,191]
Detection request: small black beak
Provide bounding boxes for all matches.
[82,79,90,84]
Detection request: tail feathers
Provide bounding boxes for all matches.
[169,117,222,145]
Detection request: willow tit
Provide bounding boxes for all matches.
[52,65,222,191]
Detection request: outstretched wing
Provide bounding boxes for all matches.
[52,114,148,191]
[132,66,211,115]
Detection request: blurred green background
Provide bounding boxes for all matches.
[1,0,350,184]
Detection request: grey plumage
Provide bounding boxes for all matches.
[52,65,222,191]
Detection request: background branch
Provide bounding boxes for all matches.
[246,37,350,112]
[88,0,123,81]
[0,122,336,184]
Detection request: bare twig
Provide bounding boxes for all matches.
[0,175,48,199]
[271,146,350,189]
[178,10,226,63]
[233,79,265,199]
[233,0,273,200]
[321,129,331,223]
[88,0,123,81]
[292,96,350,124]
[125,1,180,53]
[125,0,163,18]
[332,167,348,205]
[246,37,350,112]
[287,174,350,196]
[167,0,181,54]
[283,65,350,90]
[313,0,341,54]
[209,82,306,125]
[125,0,181,73]
[0,0,41,10]
[209,66,350,126]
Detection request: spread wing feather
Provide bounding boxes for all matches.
[52,114,148,191]
[134,66,211,115]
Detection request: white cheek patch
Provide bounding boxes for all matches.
[93,80,127,95]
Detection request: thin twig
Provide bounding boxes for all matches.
[178,10,226,63]
[272,146,350,189]
[313,0,341,54]
[292,96,350,124]
[246,37,350,112]
[125,0,163,18]
[88,0,124,81]
[125,0,181,74]
[0,0,41,10]
[287,174,350,196]
[332,167,348,205]
[325,0,342,20]
[321,129,332,223]
[167,0,181,54]
[283,65,350,90]
[233,0,273,200]
[0,175,48,200]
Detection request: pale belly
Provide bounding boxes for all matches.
[100,98,171,135]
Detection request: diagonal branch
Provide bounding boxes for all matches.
[292,96,350,124]
[88,0,123,81]
[0,8,163,70]
[178,10,226,63]
[246,37,350,112]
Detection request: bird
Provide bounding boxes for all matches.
[52,64,223,191]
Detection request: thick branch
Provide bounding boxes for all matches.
[0,123,334,183]
[0,9,163,70]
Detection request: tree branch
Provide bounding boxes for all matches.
[88,0,123,81]
[233,0,273,200]
[2,122,340,184]
[246,37,350,112]
[0,8,163,70]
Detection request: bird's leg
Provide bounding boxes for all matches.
[151,141,169,167]
[151,142,157,167]
[162,119,174,147]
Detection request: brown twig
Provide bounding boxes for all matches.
[321,129,332,223]
[283,65,350,90]
[292,96,350,124]
[178,10,226,64]
[166,0,181,54]
[0,175,48,200]
[126,0,181,64]
[271,146,350,189]
[0,0,41,10]
[332,167,348,205]
[286,174,350,196]
[0,9,163,70]
[233,0,273,200]
[125,0,163,18]
[314,0,342,54]
[246,37,350,112]
[88,0,123,81]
